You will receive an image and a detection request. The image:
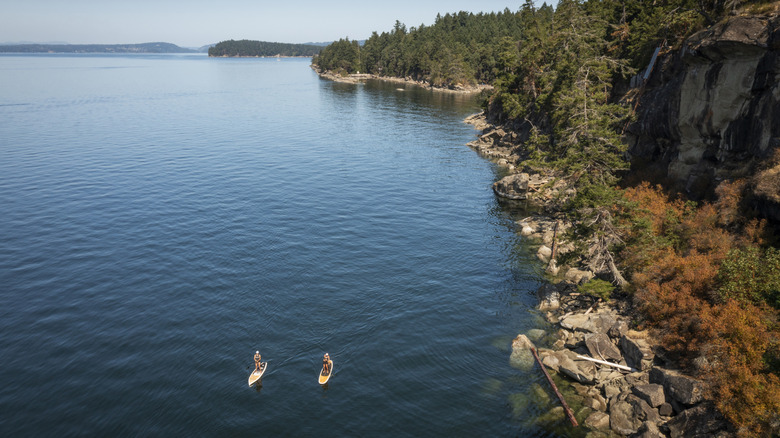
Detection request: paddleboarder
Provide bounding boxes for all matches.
[322,353,331,375]
[254,351,262,372]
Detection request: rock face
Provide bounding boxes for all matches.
[626,14,780,212]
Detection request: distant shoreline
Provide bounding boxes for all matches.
[0,42,197,54]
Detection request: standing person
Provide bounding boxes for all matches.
[322,353,330,375]
[254,351,262,372]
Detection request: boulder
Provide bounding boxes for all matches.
[526,328,546,341]
[558,352,598,384]
[493,173,530,200]
[649,367,704,406]
[536,283,561,310]
[621,335,654,371]
[632,383,666,408]
[584,333,623,362]
[666,402,732,438]
[635,421,665,438]
[537,245,552,263]
[627,394,661,423]
[561,313,617,334]
[585,411,611,431]
[509,334,536,371]
[564,268,594,284]
[541,353,560,372]
[659,402,674,417]
[608,320,629,339]
[610,400,643,435]
[584,392,608,412]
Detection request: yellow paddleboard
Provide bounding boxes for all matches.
[248,362,267,387]
[318,359,333,385]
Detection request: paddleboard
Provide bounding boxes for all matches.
[318,359,333,385]
[248,362,267,387]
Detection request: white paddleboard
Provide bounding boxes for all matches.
[318,359,333,385]
[248,362,267,387]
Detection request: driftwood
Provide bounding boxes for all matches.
[531,347,579,427]
[576,354,637,372]
[546,221,560,275]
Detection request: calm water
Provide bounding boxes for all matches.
[0,54,558,436]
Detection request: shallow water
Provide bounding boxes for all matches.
[0,54,566,436]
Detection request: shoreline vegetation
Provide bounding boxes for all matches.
[208,39,322,57]
[311,66,493,94]
[313,1,780,436]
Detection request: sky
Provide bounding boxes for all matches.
[0,1,555,48]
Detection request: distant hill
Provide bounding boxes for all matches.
[0,42,197,53]
[208,39,322,57]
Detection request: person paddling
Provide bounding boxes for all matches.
[322,353,331,375]
[254,351,262,372]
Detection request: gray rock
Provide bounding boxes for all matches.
[603,383,621,400]
[541,353,560,372]
[610,400,642,435]
[585,411,611,430]
[635,421,665,438]
[564,268,594,284]
[537,245,552,262]
[585,333,623,362]
[659,402,674,417]
[649,367,704,405]
[493,173,529,200]
[621,335,654,371]
[536,283,560,310]
[526,329,546,342]
[628,394,661,423]
[666,402,732,438]
[632,383,666,408]
[608,320,629,339]
[509,334,536,371]
[585,392,608,412]
[519,224,535,236]
[560,313,617,334]
[559,354,598,384]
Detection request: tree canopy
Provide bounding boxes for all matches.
[208,39,322,57]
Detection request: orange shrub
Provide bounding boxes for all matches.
[619,181,780,435]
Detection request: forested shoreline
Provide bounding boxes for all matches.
[313,1,779,435]
[208,39,322,57]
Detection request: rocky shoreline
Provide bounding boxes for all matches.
[466,111,736,437]
[311,66,493,94]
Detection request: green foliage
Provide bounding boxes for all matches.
[578,278,615,301]
[313,9,529,88]
[208,40,322,57]
[718,246,780,308]
[313,38,363,74]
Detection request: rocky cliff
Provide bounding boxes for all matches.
[626,14,780,218]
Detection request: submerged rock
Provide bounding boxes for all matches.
[510,334,536,371]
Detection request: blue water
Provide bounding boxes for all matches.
[0,54,554,436]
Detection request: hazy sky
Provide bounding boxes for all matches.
[0,1,554,47]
